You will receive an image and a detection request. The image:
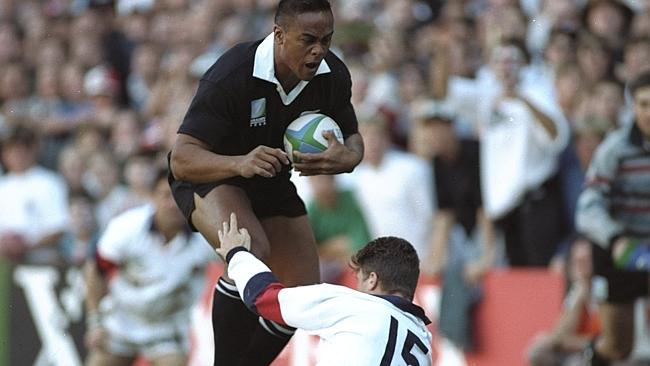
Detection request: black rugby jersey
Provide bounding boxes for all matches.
[178,33,358,164]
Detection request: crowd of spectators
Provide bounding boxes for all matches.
[1,0,650,363]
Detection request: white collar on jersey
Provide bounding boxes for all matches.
[252,32,331,106]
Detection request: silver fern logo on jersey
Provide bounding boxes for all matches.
[250,98,267,127]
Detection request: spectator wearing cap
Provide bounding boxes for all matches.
[0,125,69,264]
[413,99,496,350]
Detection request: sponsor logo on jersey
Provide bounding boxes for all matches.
[250,98,267,127]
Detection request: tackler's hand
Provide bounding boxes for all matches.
[216,213,251,259]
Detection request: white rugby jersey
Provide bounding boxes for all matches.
[96,204,216,342]
[227,248,433,366]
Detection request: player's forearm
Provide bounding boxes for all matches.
[227,248,289,326]
[170,139,241,183]
[342,133,364,172]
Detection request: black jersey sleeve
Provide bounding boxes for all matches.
[326,57,358,138]
[177,79,235,152]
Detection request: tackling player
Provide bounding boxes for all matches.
[217,213,433,366]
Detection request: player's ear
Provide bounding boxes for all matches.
[367,271,379,290]
[273,24,284,45]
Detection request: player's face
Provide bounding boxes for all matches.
[274,11,334,83]
[634,86,650,139]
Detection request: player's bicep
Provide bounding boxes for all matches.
[174,133,213,152]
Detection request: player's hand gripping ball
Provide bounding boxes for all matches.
[283,113,344,163]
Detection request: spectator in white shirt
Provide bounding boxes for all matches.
[343,112,434,259]
[480,38,570,266]
[0,125,69,263]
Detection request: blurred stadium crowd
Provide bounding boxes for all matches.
[1,0,650,364]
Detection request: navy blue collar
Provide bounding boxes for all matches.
[375,294,431,325]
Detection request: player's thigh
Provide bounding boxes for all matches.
[85,348,134,366]
[191,184,271,258]
[149,353,187,366]
[261,214,319,286]
[598,302,635,358]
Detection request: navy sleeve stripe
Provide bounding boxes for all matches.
[242,271,280,311]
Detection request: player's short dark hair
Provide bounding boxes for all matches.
[628,70,650,97]
[350,236,420,300]
[275,0,332,27]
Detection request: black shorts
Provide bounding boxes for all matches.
[592,243,648,304]
[168,172,307,232]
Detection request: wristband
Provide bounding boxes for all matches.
[226,247,249,263]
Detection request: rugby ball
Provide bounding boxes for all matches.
[283,113,344,163]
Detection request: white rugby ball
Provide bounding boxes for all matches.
[283,113,344,163]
